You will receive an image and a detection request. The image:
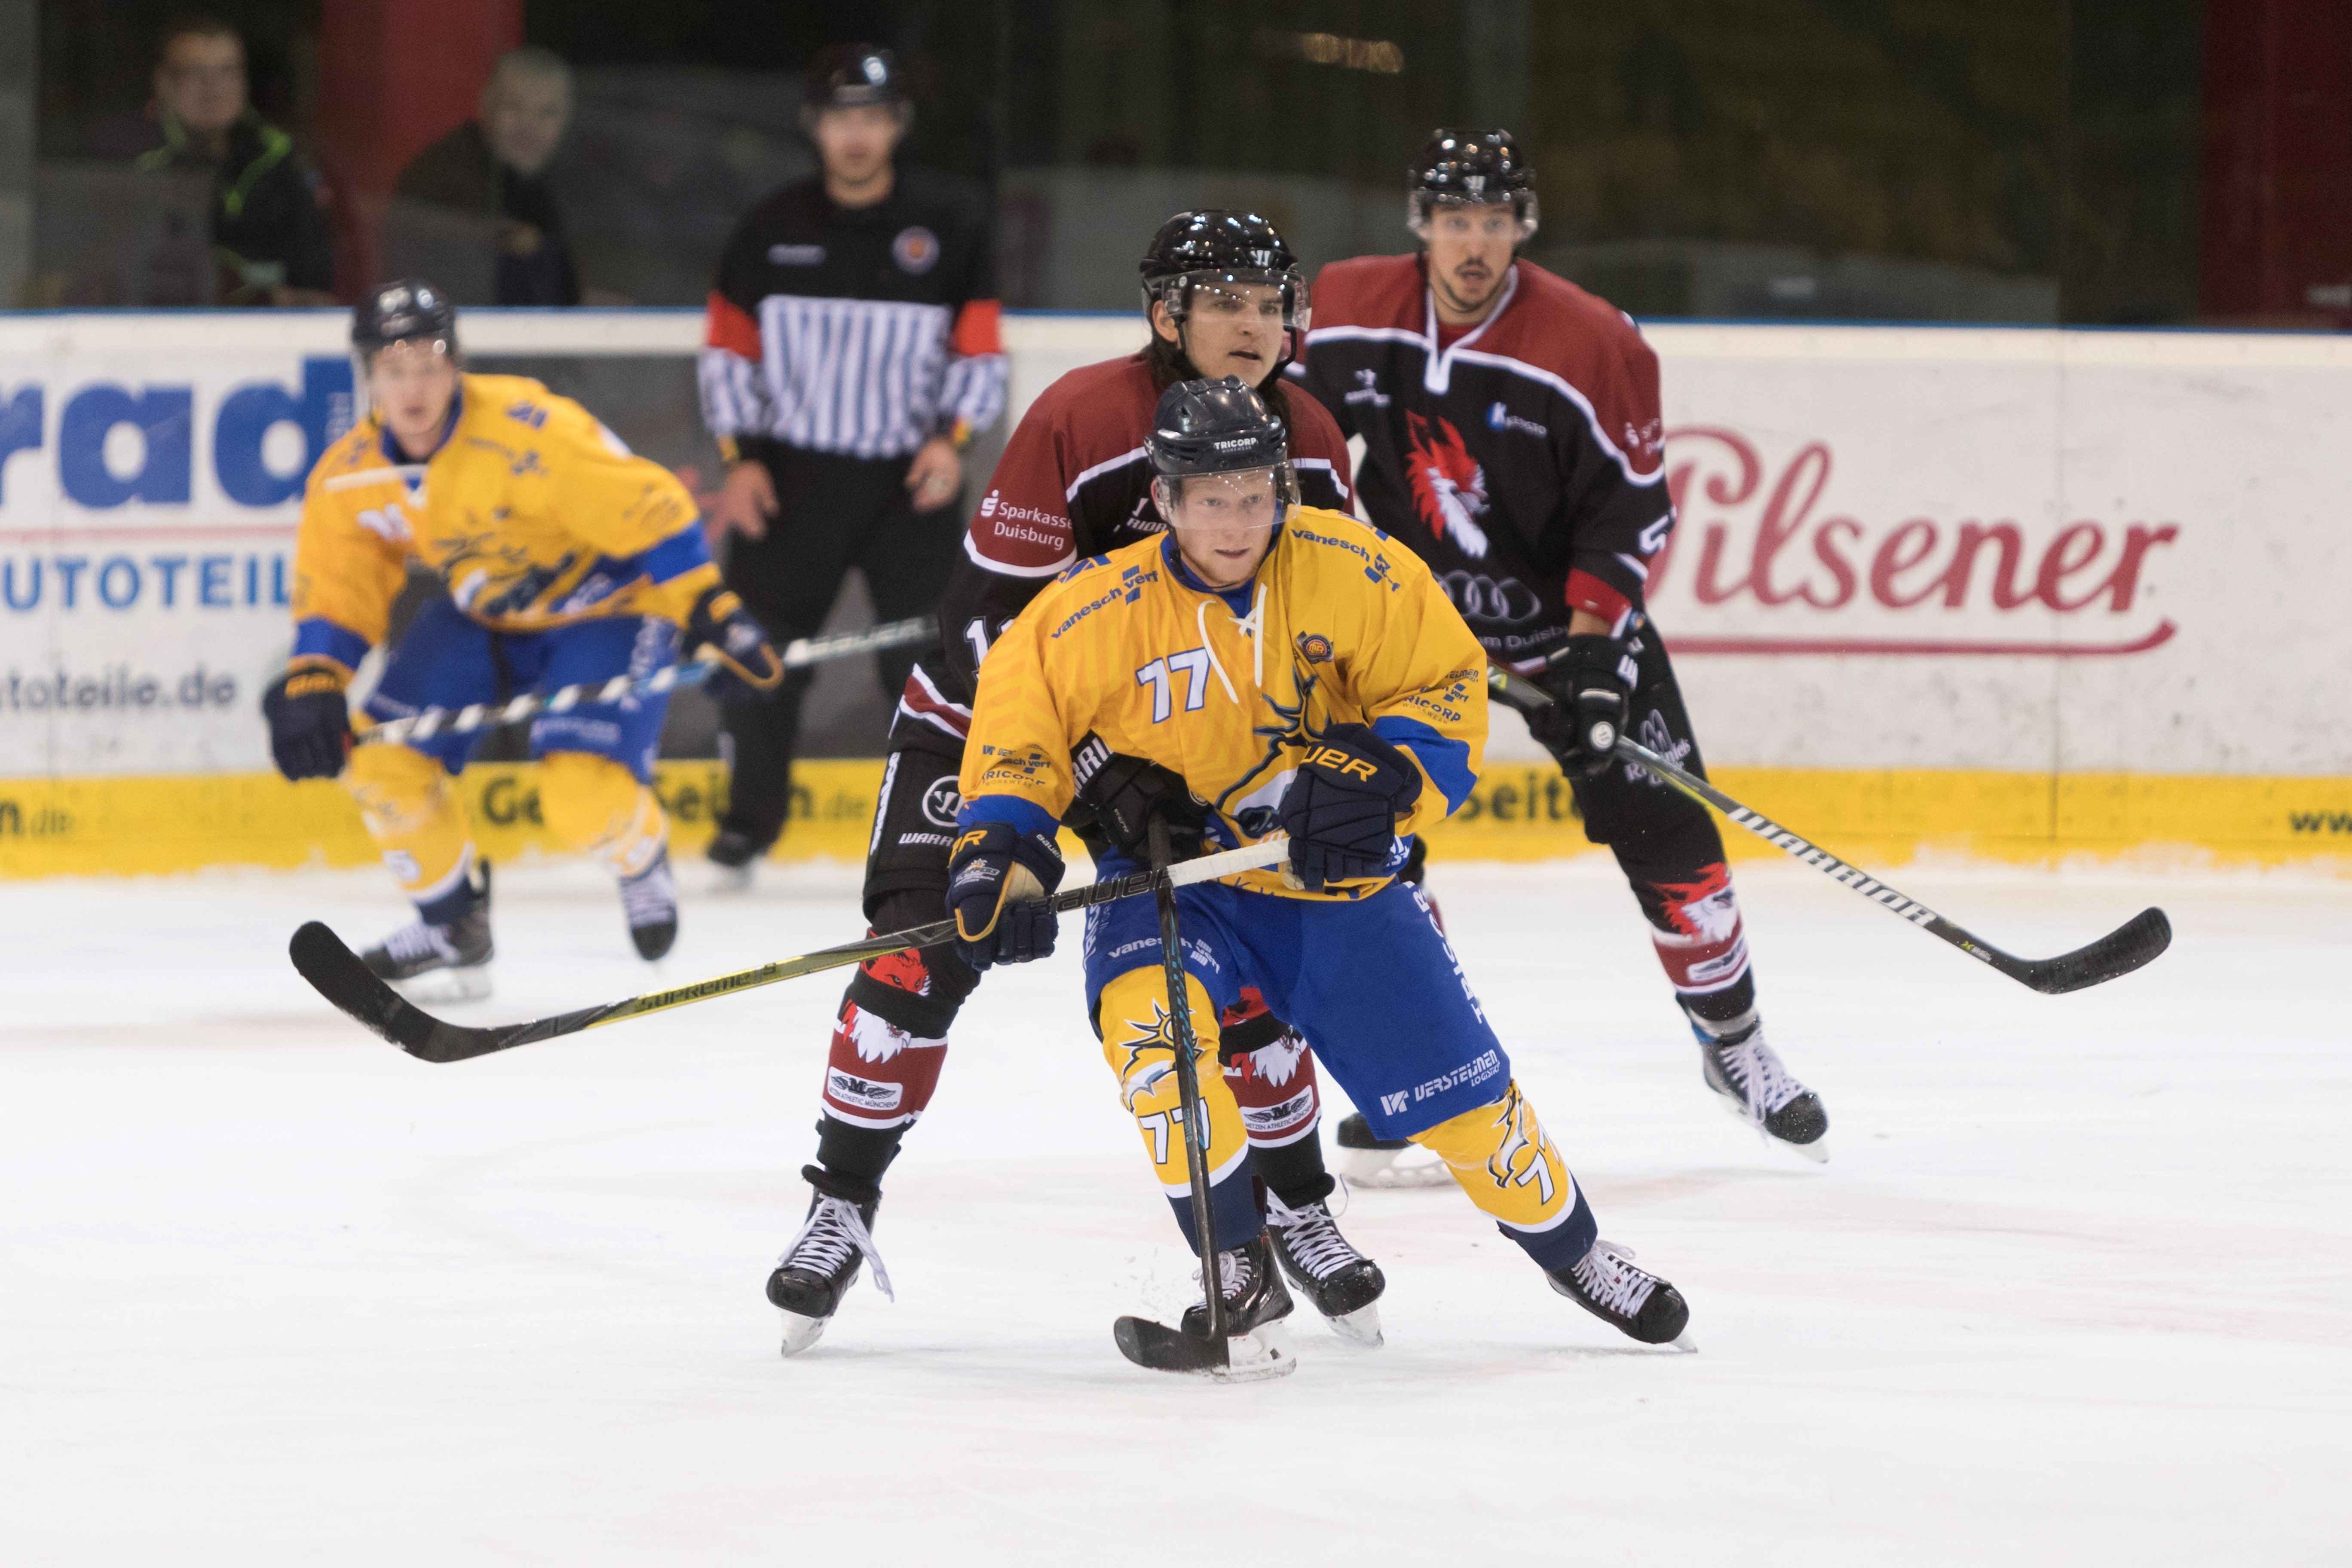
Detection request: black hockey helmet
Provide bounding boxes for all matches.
[1139,209,1309,333]
[352,278,456,359]
[803,44,907,113]
[1146,376,1299,525]
[1407,128,1539,239]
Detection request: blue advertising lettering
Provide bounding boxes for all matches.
[0,355,353,512]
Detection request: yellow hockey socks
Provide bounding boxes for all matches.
[1096,965,1259,1253]
[343,741,478,917]
[539,751,668,878]
[1411,1080,1596,1270]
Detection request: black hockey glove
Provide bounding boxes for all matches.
[260,662,352,782]
[946,819,1066,969]
[1277,723,1423,893]
[686,585,784,706]
[1528,634,1637,777]
[1070,733,1210,863]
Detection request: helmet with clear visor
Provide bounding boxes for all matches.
[1406,128,1539,241]
[1146,376,1299,535]
[1139,210,1311,337]
[351,278,458,416]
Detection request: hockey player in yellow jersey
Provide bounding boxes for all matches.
[260,280,783,995]
[943,377,1692,1366]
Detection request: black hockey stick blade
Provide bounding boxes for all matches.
[290,838,1295,1064]
[1112,1314,1229,1375]
[2002,905,2172,994]
[1486,661,2173,996]
[289,921,453,1057]
[288,917,913,1065]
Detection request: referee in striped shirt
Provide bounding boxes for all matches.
[698,45,1007,875]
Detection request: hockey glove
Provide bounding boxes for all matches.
[686,585,784,706]
[1070,733,1210,863]
[261,662,353,781]
[1277,723,1423,892]
[946,820,1066,969]
[1528,633,1636,777]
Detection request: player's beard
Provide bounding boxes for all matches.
[1435,261,1499,318]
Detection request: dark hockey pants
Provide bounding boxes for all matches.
[1559,621,1758,1036]
[715,443,962,851]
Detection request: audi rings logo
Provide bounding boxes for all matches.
[1439,571,1543,624]
[920,776,963,829]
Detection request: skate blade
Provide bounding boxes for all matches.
[707,863,755,894]
[778,1308,829,1357]
[390,965,493,1006]
[1323,1301,1383,1349]
[1667,1330,1699,1353]
[1712,1097,1830,1165]
[1333,1146,1451,1189]
[1207,1320,1297,1383]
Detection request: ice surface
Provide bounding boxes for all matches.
[3,855,2347,1563]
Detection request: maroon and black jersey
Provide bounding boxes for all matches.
[1292,254,1670,666]
[892,353,1353,743]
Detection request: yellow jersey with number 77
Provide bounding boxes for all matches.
[956,505,1489,902]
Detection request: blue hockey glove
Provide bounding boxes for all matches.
[1277,723,1422,892]
[1528,633,1636,776]
[261,663,352,781]
[946,820,1066,968]
[686,585,784,706]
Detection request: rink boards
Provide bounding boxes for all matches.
[2,309,2348,877]
[0,757,2341,877]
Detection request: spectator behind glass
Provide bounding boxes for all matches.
[94,13,337,305]
[394,48,582,306]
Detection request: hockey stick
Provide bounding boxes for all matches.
[1486,661,2171,994]
[288,835,1291,1064]
[1113,819,1237,1376]
[356,615,938,748]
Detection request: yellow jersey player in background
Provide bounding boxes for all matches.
[942,377,1693,1373]
[260,280,783,998]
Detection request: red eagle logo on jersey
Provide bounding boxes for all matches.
[1405,411,1491,559]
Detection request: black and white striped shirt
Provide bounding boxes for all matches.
[700,172,1006,462]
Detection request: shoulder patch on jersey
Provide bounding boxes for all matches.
[1047,560,1156,639]
[1287,517,1403,593]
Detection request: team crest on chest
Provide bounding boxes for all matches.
[1405,411,1491,560]
[892,226,940,274]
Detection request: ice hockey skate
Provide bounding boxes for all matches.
[1331,1111,1451,1188]
[1266,1189,1385,1346]
[1162,1230,1297,1382]
[1548,1238,1694,1348]
[1698,1024,1829,1162]
[360,861,493,1004]
[619,847,680,960]
[767,1169,890,1357]
[705,828,761,892]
